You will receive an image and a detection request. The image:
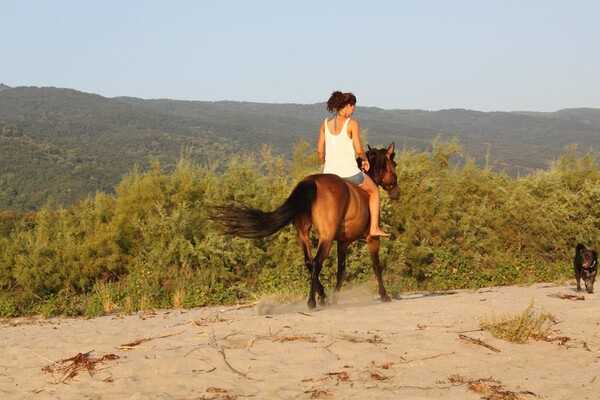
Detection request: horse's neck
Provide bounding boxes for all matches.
[365,169,381,186]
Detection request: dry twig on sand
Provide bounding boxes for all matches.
[459,334,501,353]
[272,333,317,343]
[335,333,385,344]
[443,374,539,399]
[188,312,230,327]
[547,293,585,301]
[41,351,120,384]
[208,329,253,380]
[116,331,183,350]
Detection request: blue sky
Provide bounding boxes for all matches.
[2,0,599,112]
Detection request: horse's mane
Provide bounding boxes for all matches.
[356,146,390,170]
[367,147,387,172]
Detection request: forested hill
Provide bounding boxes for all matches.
[121,97,600,172]
[1,85,599,210]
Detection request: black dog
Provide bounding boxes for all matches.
[574,243,598,294]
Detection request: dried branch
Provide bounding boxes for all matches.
[459,334,501,353]
[208,329,253,380]
[547,293,585,301]
[116,331,183,350]
[41,351,120,384]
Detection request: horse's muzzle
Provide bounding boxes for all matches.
[387,185,401,199]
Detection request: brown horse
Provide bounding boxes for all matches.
[211,143,400,309]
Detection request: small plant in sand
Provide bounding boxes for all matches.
[479,301,556,344]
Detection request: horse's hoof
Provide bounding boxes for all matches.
[381,294,392,302]
[331,293,339,305]
[307,300,317,310]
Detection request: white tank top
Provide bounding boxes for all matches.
[322,117,361,178]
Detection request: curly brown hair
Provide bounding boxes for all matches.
[326,91,357,113]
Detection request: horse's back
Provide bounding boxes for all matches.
[306,174,369,240]
[308,173,349,201]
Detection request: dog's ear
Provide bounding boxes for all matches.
[593,251,598,260]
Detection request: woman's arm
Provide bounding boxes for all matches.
[349,119,369,171]
[317,120,326,165]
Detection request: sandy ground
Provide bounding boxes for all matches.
[1,282,599,400]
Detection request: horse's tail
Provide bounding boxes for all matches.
[210,179,316,238]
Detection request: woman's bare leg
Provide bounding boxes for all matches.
[360,176,390,237]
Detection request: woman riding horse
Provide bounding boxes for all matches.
[318,91,390,237]
[211,91,400,309]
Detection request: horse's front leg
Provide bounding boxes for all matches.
[367,237,391,302]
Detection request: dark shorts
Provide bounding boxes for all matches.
[343,172,365,186]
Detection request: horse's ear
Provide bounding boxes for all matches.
[386,142,395,155]
[367,144,372,151]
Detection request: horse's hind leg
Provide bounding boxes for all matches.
[308,239,333,309]
[332,241,350,304]
[296,219,326,302]
[367,237,391,302]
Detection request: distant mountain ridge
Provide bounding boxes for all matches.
[1,86,599,210]
[118,96,600,173]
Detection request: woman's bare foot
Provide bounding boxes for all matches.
[370,228,391,238]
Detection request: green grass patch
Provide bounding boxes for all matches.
[479,301,557,344]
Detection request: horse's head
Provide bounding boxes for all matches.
[360,143,400,199]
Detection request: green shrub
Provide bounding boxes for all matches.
[480,301,556,343]
[1,140,599,317]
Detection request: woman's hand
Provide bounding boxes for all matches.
[361,159,370,172]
